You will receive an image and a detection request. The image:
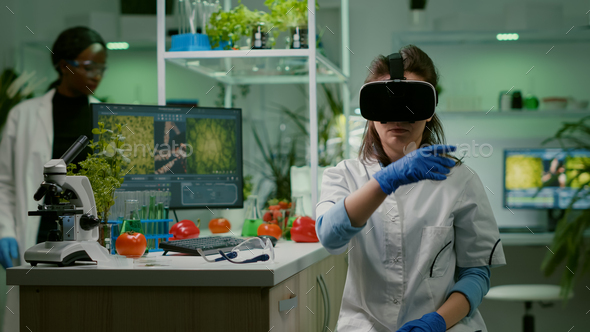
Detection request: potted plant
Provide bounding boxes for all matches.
[67,122,129,246]
[207,0,316,50]
[540,115,590,300]
[207,2,267,49]
[264,0,318,49]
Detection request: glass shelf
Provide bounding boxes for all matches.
[165,52,347,85]
[436,110,590,118]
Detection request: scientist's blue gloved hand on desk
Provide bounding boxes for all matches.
[396,312,447,332]
[0,237,19,269]
[373,144,457,195]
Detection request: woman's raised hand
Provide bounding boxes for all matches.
[373,144,457,195]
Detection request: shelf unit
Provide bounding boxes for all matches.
[437,110,590,119]
[157,0,351,217]
[393,27,590,46]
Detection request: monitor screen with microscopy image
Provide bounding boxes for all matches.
[504,148,590,209]
[92,103,243,209]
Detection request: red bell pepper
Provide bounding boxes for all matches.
[170,219,200,240]
[290,216,319,243]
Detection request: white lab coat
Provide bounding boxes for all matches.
[0,89,99,331]
[316,158,506,332]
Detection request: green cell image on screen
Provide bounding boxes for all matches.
[187,118,237,174]
[565,156,590,188]
[505,155,543,190]
[98,115,155,174]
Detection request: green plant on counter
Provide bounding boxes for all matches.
[0,69,45,131]
[540,115,590,301]
[67,122,129,222]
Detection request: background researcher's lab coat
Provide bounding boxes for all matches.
[0,89,100,331]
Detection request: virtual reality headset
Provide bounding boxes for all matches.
[359,53,438,123]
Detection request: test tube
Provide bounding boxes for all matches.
[149,194,156,219]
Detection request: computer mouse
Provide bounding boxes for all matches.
[258,235,278,247]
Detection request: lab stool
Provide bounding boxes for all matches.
[485,284,573,332]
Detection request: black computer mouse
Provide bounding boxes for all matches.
[258,235,278,247]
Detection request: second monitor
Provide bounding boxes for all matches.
[91,103,243,209]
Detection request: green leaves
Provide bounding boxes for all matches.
[207,0,317,49]
[265,0,317,30]
[187,118,237,174]
[541,115,590,301]
[67,122,129,222]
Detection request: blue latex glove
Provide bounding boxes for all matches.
[0,237,19,269]
[397,312,447,332]
[373,144,457,195]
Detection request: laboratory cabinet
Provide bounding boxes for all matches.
[269,252,348,332]
[8,242,347,332]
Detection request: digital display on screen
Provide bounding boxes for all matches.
[504,148,590,209]
[92,103,243,209]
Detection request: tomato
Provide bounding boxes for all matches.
[291,216,319,243]
[263,212,272,222]
[257,223,282,239]
[170,219,200,240]
[209,218,231,233]
[278,201,289,209]
[116,231,147,258]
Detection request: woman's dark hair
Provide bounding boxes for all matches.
[359,45,447,167]
[47,26,106,91]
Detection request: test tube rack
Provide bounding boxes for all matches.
[108,219,173,254]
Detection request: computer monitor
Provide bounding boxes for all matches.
[91,103,243,209]
[504,148,590,209]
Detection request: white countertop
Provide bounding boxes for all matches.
[8,227,582,288]
[7,237,331,287]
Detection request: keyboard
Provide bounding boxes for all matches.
[160,236,248,256]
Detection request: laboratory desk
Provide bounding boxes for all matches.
[7,240,348,332]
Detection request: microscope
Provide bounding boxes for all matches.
[25,135,109,267]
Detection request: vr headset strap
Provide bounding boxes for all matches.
[388,53,405,80]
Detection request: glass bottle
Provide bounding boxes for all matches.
[288,196,307,228]
[241,195,264,237]
[121,199,143,234]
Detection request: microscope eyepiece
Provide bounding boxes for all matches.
[60,135,90,165]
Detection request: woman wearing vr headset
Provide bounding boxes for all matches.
[316,45,505,332]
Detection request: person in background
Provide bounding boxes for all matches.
[315,45,506,332]
[0,26,106,331]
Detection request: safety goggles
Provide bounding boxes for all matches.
[65,60,107,78]
[359,53,437,123]
[197,237,275,264]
